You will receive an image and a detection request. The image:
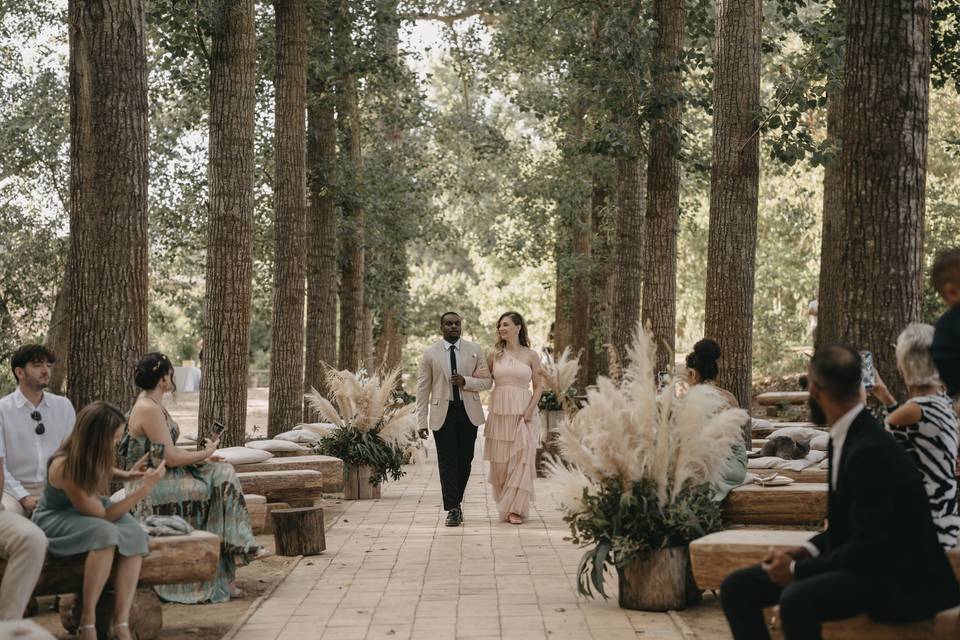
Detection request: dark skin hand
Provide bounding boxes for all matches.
[762,546,810,587]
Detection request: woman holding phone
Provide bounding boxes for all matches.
[118,352,264,604]
[33,402,165,640]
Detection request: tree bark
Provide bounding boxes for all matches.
[199,0,256,447]
[642,0,684,375]
[569,195,592,390]
[267,0,308,437]
[704,0,762,410]
[587,180,613,383]
[610,156,647,366]
[815,87,843,351]
[67,0,149,410]
[304,1,338,413]
[374,304,404,374]
[553,226,573,357]
[829,0,930,394]
[334,0,365,372]
[45,255,73,394]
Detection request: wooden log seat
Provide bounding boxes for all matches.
[689,529,960,639]
[272,506,325,556]
[236,469,324,505]
[0,530,219,597]
[265,502,291,535]
[0,531,219,640]
[722,484,827,526]
[773,467,828,483]
[245,494,267,534]
[234,455,344,493]
[757,392,810,406]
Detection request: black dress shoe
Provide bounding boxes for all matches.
[445,507,462,527]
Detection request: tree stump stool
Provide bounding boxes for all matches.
[265,502,291,535]
[272,506,325,556]
[60,588,162,640]
[343,465,381,500]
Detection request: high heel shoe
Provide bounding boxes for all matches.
[111,621,132,640]
[77,623,97,640]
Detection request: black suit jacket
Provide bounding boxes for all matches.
[795,408,960,622]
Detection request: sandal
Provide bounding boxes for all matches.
[112,621,132,640]
[508,513,523,525]
[78,624,97,640]
[253,547,273,561]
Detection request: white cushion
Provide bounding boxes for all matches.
[747,449,827,471]
[751,418,774,431]
[275,429,322,444]
[766,426,823,444]
[0,619,57,640]
[245,439,309,453]
[295,422,338,435]
[216,446,274,465]
[809,433,830,451]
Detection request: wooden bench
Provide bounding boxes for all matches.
[722,484,826,526]
[689,529,960,639]
[235,455,343,492]
[757,391,810,417]
[0,531,219,639]
[236,469,324,505]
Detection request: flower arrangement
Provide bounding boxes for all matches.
[305,366,418,487]
[539,347,581,413]
[546,322,748,599]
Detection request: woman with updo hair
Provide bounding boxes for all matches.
[118,352,264,603]
[685,339,747,500]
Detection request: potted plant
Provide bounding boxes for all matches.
[546,323,747,611]
[538,347,581,472]
[305,366,417,500]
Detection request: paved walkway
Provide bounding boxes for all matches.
[232,435,696,640]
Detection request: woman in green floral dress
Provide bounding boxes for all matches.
[118,353,264,604]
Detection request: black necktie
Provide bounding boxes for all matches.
[450,347,461,402]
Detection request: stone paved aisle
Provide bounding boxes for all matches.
[230,434,692,640]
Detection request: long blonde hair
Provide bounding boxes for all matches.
[52,401,126,495]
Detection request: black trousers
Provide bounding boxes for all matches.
[433,401,477,511]
[720,565,876,640]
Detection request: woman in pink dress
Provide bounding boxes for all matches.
[484,311,543,524]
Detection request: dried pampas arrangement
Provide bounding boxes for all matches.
[539,347,581,415]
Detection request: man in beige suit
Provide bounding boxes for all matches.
[417,312,491,526]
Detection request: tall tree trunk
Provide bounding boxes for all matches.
[587,179,613,383]
[704,0,762,410]
[815,88,843,351]
[45,255,73,394]
[374,306,403,373]
[642,0,684,375]
[304,4,337,414]
[553,227,573,357]
[570,196,592,390]
[267,0,307,436]
[199,0,256,447]
[67,0,149,410]
[334,0,365,372]
[610,156,647,366]
[829,0,930,394]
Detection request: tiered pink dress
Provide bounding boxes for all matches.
[484,351,539,521]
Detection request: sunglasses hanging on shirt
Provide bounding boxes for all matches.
[30,410,45,435]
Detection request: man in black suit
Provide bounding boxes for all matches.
[721,344,960,639]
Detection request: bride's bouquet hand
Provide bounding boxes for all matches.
[522,408,534,424]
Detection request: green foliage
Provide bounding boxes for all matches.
[313,423,408,486]
[566,479,723,599]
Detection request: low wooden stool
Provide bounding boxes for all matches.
[245,494,267,534]
[264,502,291,535]
[272,506,325,556]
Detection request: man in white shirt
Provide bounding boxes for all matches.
[0,344,76,516]
[0,427,47,620]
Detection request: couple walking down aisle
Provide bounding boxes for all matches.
[417,311,543,527]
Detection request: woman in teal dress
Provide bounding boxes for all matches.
[686,339,748,500]
[33,401,166,640]
[118,353,264,604]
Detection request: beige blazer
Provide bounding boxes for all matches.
[417,339,491,431]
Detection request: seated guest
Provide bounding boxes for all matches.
[870,323,959,549]
[721,345,960,639]
[118,353,264,604]
[0,433,47,620]
[0,345,76,516]
[32,402,165,640]
[931,248,960,410]
[686,339,747,500]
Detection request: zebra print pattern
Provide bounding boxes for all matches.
[887,394,960,549]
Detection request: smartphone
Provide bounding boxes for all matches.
[656,371,670,391]
[150,442,165,468]
[859,351,875,389]
[211,421,226,438]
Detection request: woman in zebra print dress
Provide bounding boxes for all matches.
[872,323,960,549]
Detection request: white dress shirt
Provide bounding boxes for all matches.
[0,388,76,500]
[800,402,864,561]
[442,339,462,398]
